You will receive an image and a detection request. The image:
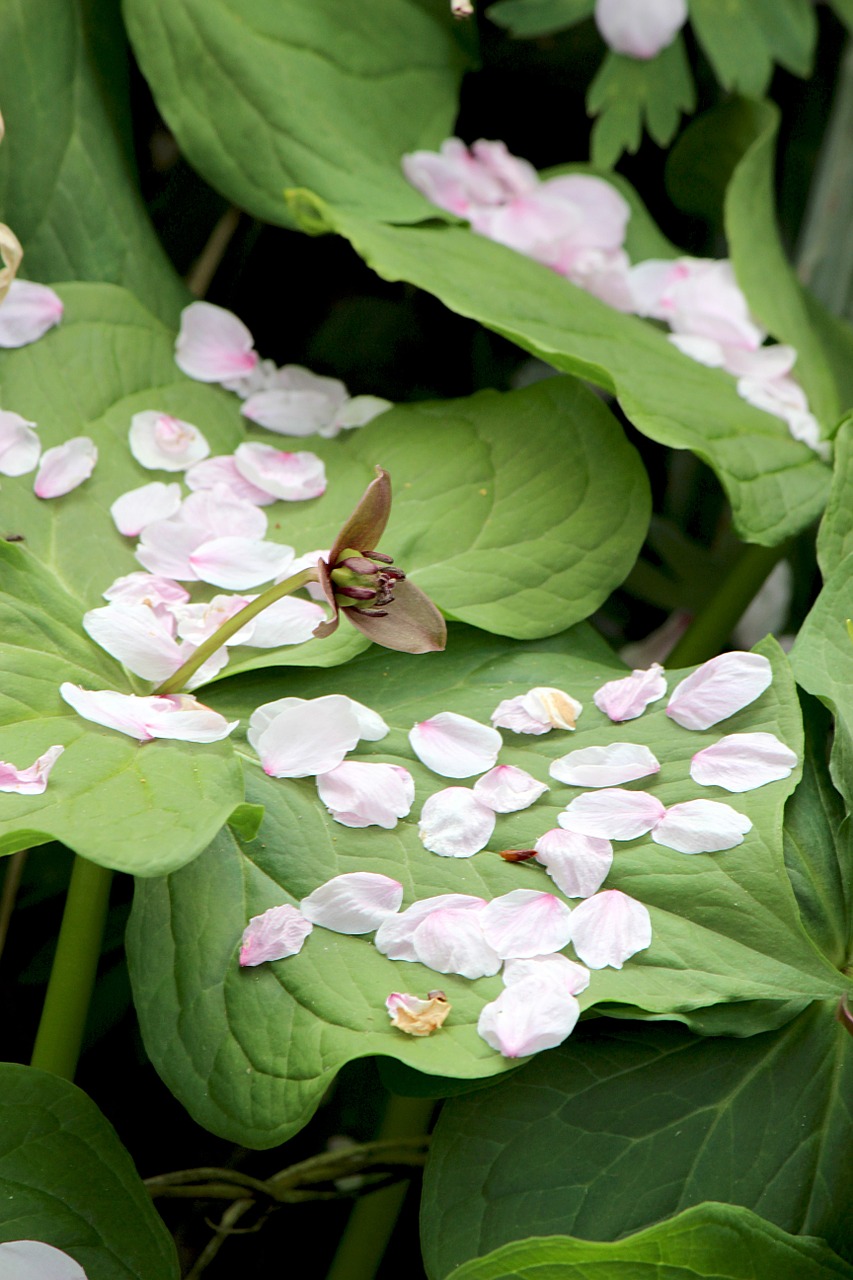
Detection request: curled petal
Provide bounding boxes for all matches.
[666,651,773,730]
[568,889,652,969]
[559,788,665,840]
[651,799,752,854]
[690,731,798,793]
[300,872,403,934]
[409,711,501,778]
[344,698,390,742]
[34,437,97,498]
[549,743,660,788]
[239,904,313,965]
[129,411,209,472]
[412,907,501,979]
[59,683,237,742]
[374,894,486,961]
[418,787,496,857]
[477,977,580,1058]
[480,889,573,959]
[0,745,64,795]
[234,442,327,501]
[189,536,295,589]
[386,990,451,1036]
[110,481,182,536]
[327,395,392,435]
[593,663,666,722]
[491,686,582,734]
[248,695,362,778]
[0,222,23,304]
[473,764,549,812]
[534,828,613,898]
[594,0,688,58]
[0,279,64,347]
[0,1240,89,1279]
[175,300,257,383]
[0,410,40,476]
[317,761,415,828]
[503,953,590,996]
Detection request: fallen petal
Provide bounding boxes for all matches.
[534,828,613,898]
[374,894,486,961]
[666,651,772,730]
[0,279,64,346]
[418,787,496,857]
[129,411,210,472]
[102,572,189,613]
[59,684,237,743]
[242,595,327,648]
[248,695,362,777]
[0,410,40,476]
[651,798,752,853]
[0,1239,89,1279]
[549,742,660,788]
[386,990,451,1036]
[592,663,667,722]
[690,731,798,792]
[503,953,590,996]
[234,442,327,501]
[239,904,313,965]
[185,454,277,505]
[241,387,338,436]
[34,437,97,498]
[189,536,295,589]
[317,761,414,828]
[473,764,549,812]
[110,481,182,537]
[491,686,582,734]
[568,889,652,969]
[300,872,404,933]
[480,889,573,958]
[83,603,184,681]
[175,300,258,383]
[477,977,580,1058]
[559,789,665,840]
[0,744,64,795]
[412,907,501,979]
[409,711,501,778]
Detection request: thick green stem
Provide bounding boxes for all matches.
[666,540,788,669]
[155,567,317,695]
[30,856,113,1080]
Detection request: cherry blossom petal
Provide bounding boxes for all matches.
[0,1240,89,1279]
[240,595,327,647]
[134,518,206,580]
[174,300,258,383]
[102,572,189,613]
[241,388,339,436]
[189,536,295,589]
[83,603,184,681]
[185,454,277,505]
[344,698,390,742]
[690,731,798,793]
[300,871,403,933]
[534,828,613,898]
[386,990,451,1036]
[0,744,64,795]
[284,548,330,601]
[473,764,549,812]
[491,686,582,734]
[233,442,327,501]
[402,136,538,217]
[316,761,415,828]
[0,410,39,475]
[412,907,501,979]
[594,0,688,58]
[34,437,97,498]
[409,711,501,778]
[477,977,580,1058]
[503,953,590,996]
[666,651,773,730]
[239,904,313,965]
[326,395,392,435]
[549,743,660,788]
[248,695,362,777]
[651,799,752,853]
[110,481,182,536]
[418,787,496,857]
[173,594,255,647]
[480,889,573,958]
[179,486,269,542]
[128,411,210,472]
[374,894,486,961]
[559,788,665,840]
[59,683,237,742]
[568,890,652,969]
[593,663,667,722]
[0,279,64,346]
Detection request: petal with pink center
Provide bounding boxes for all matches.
[103,572,189,613]
[110,481,182,536]
[503,953,590,996]
[239,904,313,965]
[690,731,798,793]
[374,894,486,961]
[481,889,573,959]
[34,437,97,498]
[651,799,752,853]
[248,695,362,777]
[0,744,64,795]
[244,596,327,648]
[0,1239,89,1279]
[549,742,660,788]
[412,908,501,979]
[568,889,652,969]
[59,684,237,742]
[83,603,184,681]
[185,454,276,505]
[300,872,403,934]
[129,411,210,472]
[594,0,687,58]
[0,279,64,346]
[316,761,415,828]
[666,651,773,730]
[473,764,549,812]
[477,977,580,1058]
[534,828,613,898]
[174,300,258,383]
[189,536,295,589]
[559,789,665,840]
[233,442,327,501]
[592,663,667,722]
[418,787,496,857]
[0,410,39,475]
[409,711,501,778]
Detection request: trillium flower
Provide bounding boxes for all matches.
[0,279,64,347]
[0,744,64,795]
[387,990,451,1036]
[594,0,688,59]
[300,872,404,933]
[0,410,40,476]
[34,437,97,498]
[0,1239,89,1279]
[666,651,773,730]
[410,711,501,778]
[549,742,660,788]
[690,732,798,792]
[239,904,313,966]
[568,890,652,969]
[593,663,666,722]
[59,683,237,742]
[491,686,582,734]
[174,300,258,384]
[419,787,496,857]
[316,761,415,828]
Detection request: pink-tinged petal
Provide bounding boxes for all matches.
[0,744,64,795]
[594,0,687,58]
[0,410,39,475]
[489,693,550,735]
[128,411,210,472]
[386,990,451,1036]
[110,481,182,536]
[473,764,549,812]
[325,395,392,436]
[235,595,325,648]
[33,437,97,498]
[534,828,613,898]
[248,695,362,777]
[189,536,294,589]
[239,904,313,965]
[549,743,660,788]
[185,454,277,505]
[233,442,327,501]
[103,572,189,613]
[180,486,269,541]
[59,683,237,742]
[0,1239,89,1279]
[241,388,338,436]
[300,871,404,934]
[477,977,580,1058]
[559,788,665,840]
[491,686,582,735]
[418,787,496,857]
[83,603,184,682]
[412,907,501,979]
[402,137,538,217]
[666,651,773,730]
[135,517,206,580]
[374,894,486,961]
[174,300,258,383]
[0,279,63,346]
[593,663,667,722]
[316,761,415,828]
[690,732,798,793]
[174,594,255,647]
[651,799,752,854]
[503,953,590,996]
[409,711,501,778]
[569,890,652,969]
[480,889,573,958]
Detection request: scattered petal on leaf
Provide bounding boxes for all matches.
[473,764,549,812]
[690,731,798,792]
[409,711,501,778]
[568,889,652,969]
[386,990,451,1036]
[593,663,667,721]
[239,905,313,966]
[559,788,666,839]
[651,798,753,853]
[418,787,497,857]
[300,872,404,934]
[666,651,772,730]
[549,742,660,787]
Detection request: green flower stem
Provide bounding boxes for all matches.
[30,855,113,1080]
[155,567,317,695]
[666,540,789,669]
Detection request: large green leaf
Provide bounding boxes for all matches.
[817,418,853,578]
[128,625,843,1147]
[0,1063,178,1280]
[0,0,186,325]
[291,192,830,546]
[123,0,472,226]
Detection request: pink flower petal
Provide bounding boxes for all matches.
[666,651,773,730]
[374,894,486,961]
[473,764,549,812]
[173,594,255,647]
[179,486,269,541]
[549,743,660,788]
[651,799,752,853]
[412,907,501,979]
[594,0,687,58]
[402,136,538,218]
[503,953,590,996]
[82,603,184,682]
[593,663,667,722]
[174,300,258,383]
[189,536,295,589]
[110,481,182,536]
[690,731,798,793]
[0,410,40,475]
[491,686,582,735]
[34,437,97,498]
[233,443,327,501]
[559,789,665,840]
[0,1240,88,1279]
[185,455,277,505]
[59,684,237,742]
[480,889,573,958]
[477,976,580,1058]
[418,787,496,857]
[135,517,206,580]
[102,572,189,613]
[0,279,63,346]
[317,761,414,828]
[0,744,64,795]
[239,904,313,965]
[241,388,340,436]
[409,711,501,778]
[248,695,362,777]
[128,411,210,472]
[300,872,403,934]
[341,698,389,742]
[237,595,327,647]
[533,828,613,898]
[568,889,652,969]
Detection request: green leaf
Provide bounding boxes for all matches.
[0,1063,178,1280]
[817,418,853,579]
[123,0,473,226]
[424,1006,853,1279]
[441,1206,853,1280]
[749,0,817,77]
[588,39,696,168]
[128,626,843,1147]
[290,192,831,546]
[0,0,186,325]
[487,0,594,38]
[227,802,265,841]
[689,0,775,96]
[830,0,853,33]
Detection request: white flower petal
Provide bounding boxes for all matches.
[490,693,551,734]
[129,411,210,472]
[666,651,773,730]
[690,731,798,793]
[173,595,254,647]
[83,603,184,681]
[491,686,582,734]
[0,410,39,475]
[316,761,414,828]
[179,486,269,541]
[0,1239,89,1279]
[594,0,687,58]
[59,684,237,742]
[651,799,752,853]
[473,764,549,812]
[189,536,294,589]
[243,595,327,648]
[592,663,667,722]
[102,572,189,612]
[568,890,652,969]
[533,828,613,898]
[559,789,665,840]
[477,977,580,1058]
[418,787,496,857]
[480,889,573,958]
[409,711,501,778]
[0,745,64,795]
[233,442,327,501]
[241,388,337,435]
[374,894,486,961]
[110,481,182,536]
[412,907,501,979]
[343,698,390,742]
[34,437,97,498]
[248,695,362,777]
[300,872,404,934]
[0,279,64,346]
[185,454,277,505]
[239,904,313,965]
[134,518,206,580]
[549,742,660,788]
[326,395,392,435]
[175,300,258,383]
[503,953,590,996]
